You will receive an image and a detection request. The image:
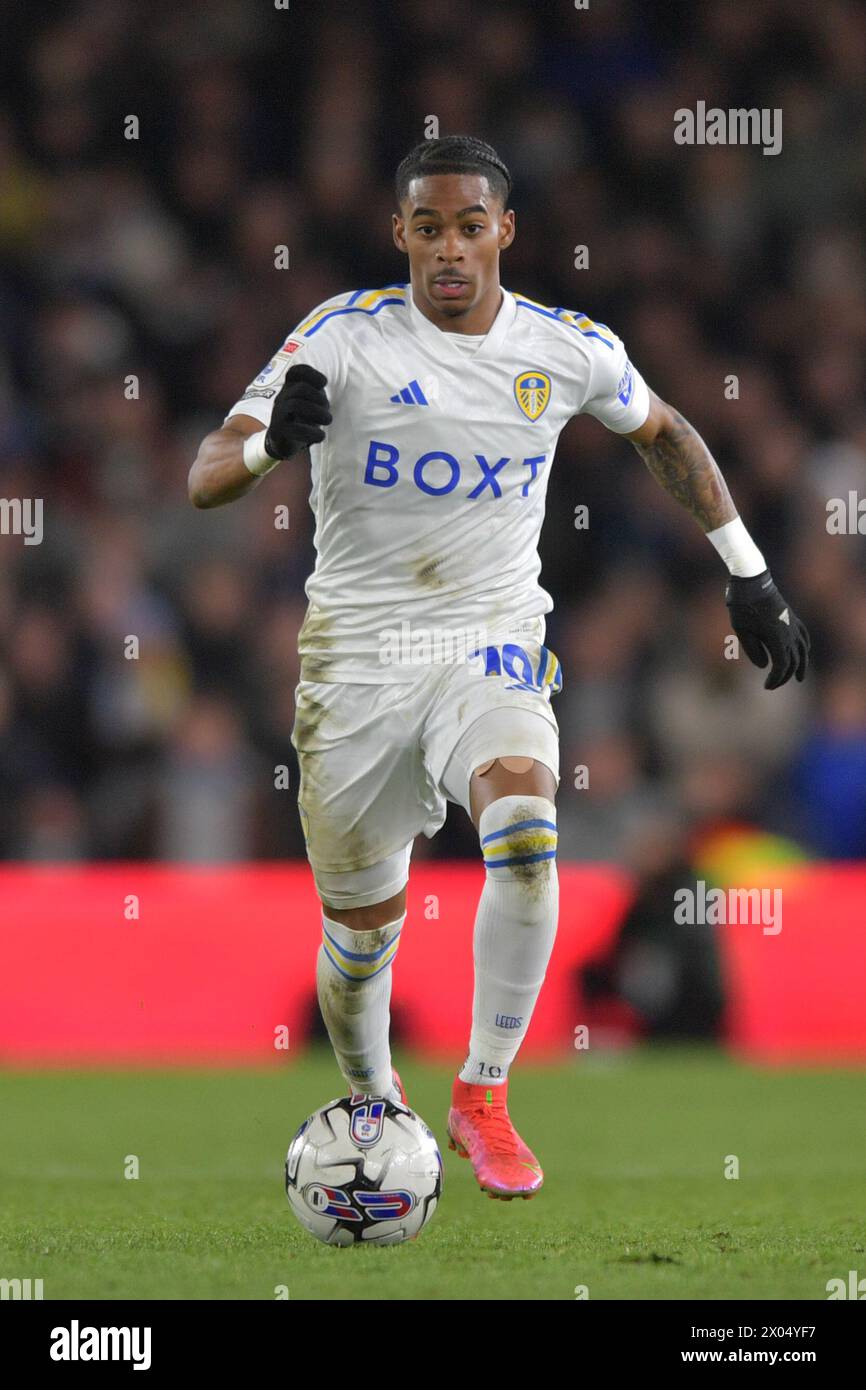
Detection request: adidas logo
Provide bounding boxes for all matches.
[390,379,428,405]
[780,608,790,625]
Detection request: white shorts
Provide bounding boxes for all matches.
[290,616,562,907]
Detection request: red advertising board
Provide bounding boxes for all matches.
[1,864,864,1065]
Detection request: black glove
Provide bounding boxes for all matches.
[725,569,810,690]
[264,364,332,460]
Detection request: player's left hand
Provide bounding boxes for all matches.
[725,569,810,690]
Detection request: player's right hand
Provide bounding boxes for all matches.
[264,364,333,460]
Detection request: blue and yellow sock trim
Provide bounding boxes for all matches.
[320,923,402,982]
[481,817,558,869]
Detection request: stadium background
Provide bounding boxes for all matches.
[1,0,865,1066]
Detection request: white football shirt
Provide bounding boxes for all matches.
[224,283,650,682]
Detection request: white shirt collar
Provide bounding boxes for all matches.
[405,283,517,360]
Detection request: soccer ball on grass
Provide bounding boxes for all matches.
[285,1094,443,1246]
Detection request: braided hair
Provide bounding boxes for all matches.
[395,135,513,208]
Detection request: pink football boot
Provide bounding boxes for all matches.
[447,1076,543,1199]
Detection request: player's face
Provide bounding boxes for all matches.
[393,173,515,329]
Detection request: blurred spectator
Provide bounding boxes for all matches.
[647,582,810,780]
[580,811,726,1041]
[788,666,866,858]
[155,693,262,862]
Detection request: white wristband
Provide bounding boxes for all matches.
[705,516,766,578]
[242,430,281,477]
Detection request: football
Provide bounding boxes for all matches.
[285,1094,443,1245]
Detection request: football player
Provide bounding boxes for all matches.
[189,136,809,1200]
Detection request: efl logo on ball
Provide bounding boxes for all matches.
[350,1100,386,1147]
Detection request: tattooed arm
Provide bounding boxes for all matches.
[624,390,737,531]
[623,389,810,688]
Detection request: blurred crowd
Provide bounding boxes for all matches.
[1,0,865,866]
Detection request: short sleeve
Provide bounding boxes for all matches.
[577,321,651,434]
[223,292,352,428]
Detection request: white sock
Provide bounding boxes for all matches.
[317,911,405,1102]
[459,795,559,1086]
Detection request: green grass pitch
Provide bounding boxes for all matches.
[1,1045,864,1300]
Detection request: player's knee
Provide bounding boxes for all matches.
[312,846,410,920]
[319,894,405,931]
[478,793,558,898]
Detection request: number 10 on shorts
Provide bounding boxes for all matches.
[466,642,562,695]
